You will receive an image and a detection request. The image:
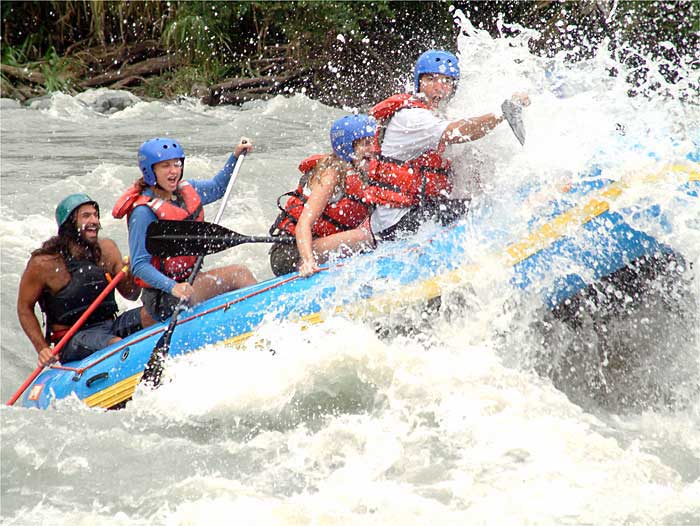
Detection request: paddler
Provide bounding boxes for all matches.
[17,194,143,366]
[364,49,531,241]
[268,114,377,277]
[113,137,257,325]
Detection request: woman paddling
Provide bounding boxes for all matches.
[113,137,256,325]
[269,114,377,277]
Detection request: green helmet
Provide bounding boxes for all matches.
[55,193,99,228]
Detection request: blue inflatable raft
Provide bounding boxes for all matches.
[19,147,699,409]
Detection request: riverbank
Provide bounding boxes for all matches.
[1,39,325,106]
[1,2,698,109]
[1,35,444,110]
[0,2,455,109]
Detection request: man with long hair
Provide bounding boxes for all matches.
[17,194,143,367]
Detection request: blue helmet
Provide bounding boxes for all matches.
[414,50,460,93]
[137,138,186,186]
[330,114,377,163]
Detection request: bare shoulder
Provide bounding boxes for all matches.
[98,238,123,267]
[314,157,344,187]
[21,254,64,291]
[25,253,62,274]
[98,237,119,252]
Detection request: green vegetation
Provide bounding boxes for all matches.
[1,1,697,106]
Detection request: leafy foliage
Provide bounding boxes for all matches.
[37,46,76,92]
[1,1,697,104]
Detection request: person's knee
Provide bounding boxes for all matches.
[235,265,256,287]
[352,227,373,244]
[269,247,298,277]
[140,307,157,328]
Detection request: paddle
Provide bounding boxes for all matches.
[501,99,526,146]
[146,219,295,257]
[140,150,249,388]
[6,264,129,406]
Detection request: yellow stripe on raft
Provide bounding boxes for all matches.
[506,162,698,265]
[84,372,141,408]
[83,161,699,409]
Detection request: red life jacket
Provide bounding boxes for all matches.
[112,181,204,287]
[364,93,452,208]
[270,154,370,238]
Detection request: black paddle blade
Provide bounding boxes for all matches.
[140,301,184,388]
[146,220,244,257]
[140,341,167,388]
[146,219,296,257]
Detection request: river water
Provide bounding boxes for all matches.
[2,15,699,526]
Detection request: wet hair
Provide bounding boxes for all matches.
[32,209,102,264]
[134,176,149,192]
[307,153,355,190]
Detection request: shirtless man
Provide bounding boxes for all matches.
[17,193,142,366]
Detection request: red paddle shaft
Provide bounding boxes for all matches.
[6,265,129,406]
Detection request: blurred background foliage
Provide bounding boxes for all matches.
[1,0,698,106]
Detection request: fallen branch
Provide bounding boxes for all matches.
[80,54,178,88]
[110,75,146,89]
[75,40,162,70]
[208,76,278,92]
[0,64,46,85]
[203,67,309,105]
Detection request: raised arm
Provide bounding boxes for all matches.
[440,92,530,147]
[191,138,254,204]
[441,113,505,145]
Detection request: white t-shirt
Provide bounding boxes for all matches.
[370,108,451,234]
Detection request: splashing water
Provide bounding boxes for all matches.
[1,12,699,525]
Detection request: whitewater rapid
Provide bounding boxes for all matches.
[2,12,699,525]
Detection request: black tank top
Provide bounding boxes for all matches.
[40,257,118,327]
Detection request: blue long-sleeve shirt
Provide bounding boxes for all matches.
[128,153,238,293]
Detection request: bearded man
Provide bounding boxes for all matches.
[17,193,143,367]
